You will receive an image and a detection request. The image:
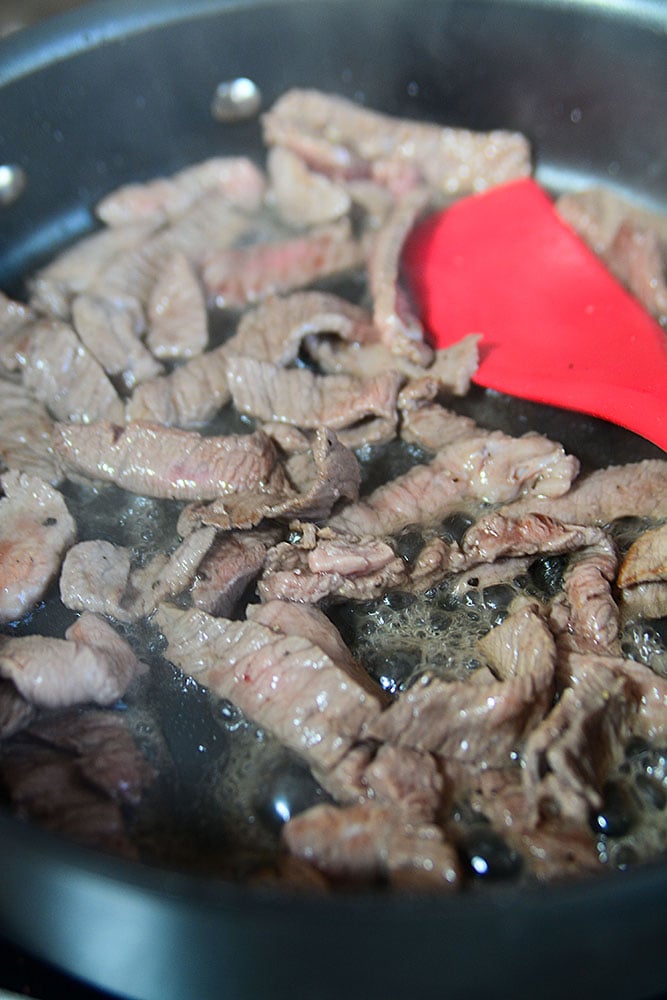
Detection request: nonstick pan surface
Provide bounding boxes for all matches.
[0,2,666,998]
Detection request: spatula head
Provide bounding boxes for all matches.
[402,178,667,452]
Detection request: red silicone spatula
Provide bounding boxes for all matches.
[402,177,667,452]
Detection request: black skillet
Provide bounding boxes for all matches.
[0,1,666,997]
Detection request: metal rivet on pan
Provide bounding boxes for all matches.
[211,78,262,123]
[0,164,26,206]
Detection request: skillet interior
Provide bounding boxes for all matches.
[0,1,666,998]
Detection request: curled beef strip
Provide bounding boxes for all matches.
[266,145,351,228]
[202,219,365,307]
[192,529,281,617]
[328,427,578,538]
[498,459,667,524]
[0,613,144,709]
[365,606,555,768]
[283,800,460,891]
[180,427,360,532]
[71,293,162,391]
[156,603,384,772]
[618,522,667,587]
[11,319,125,424]
[60,528,216,622]
[0,377,60,484]
[262,89,531,196]
[96,156,266,227]
[0,471,76,624]
[54,421,289,501]
[226,355,402,435]
[548,541,620,655]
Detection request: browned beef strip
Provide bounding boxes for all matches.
[365,606,555,767]
[96,156,266,227]
[0,377,60,484]
[0,707,154,856]
[620,580,667,620]
[71,294,162,391]
[61,529,216,622]
[192,529,281,617]
[456,764,601,882]
[28,222,158,319]
[0,680,35,740]
[231,291,378,363]
[266,146,351,228]
[605,222,667,322]
[462,513,608,565]
[0,471,76,624]
[202,220,365,308]
[125,343,233,427]
[548,542,620,654]
[328,428,578,538]
[25,708,155,806]
[258,532,408,604]
[499,460,667,524]
[54,421,288,501]
[522,660,630,825]
[0,613,144,709]
[227,355,402,432]
[282,800,460,890]
[367,187,433,365]
[182,427,360,531]
[262,89,531,197]
[146,251,208,360]
[618,523,667,587]
[156,604,384,771]
[12,319,124,424]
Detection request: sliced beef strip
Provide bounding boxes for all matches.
[0,470,76,624]
[0,613,144,709]
[258,532,408,605]
[0,377,60,484]
[181,427,360,532]
[328,428,578,538]
[498,459,667,524]
[266,145,351,228]
[462,513,608,566]
[282,799,460,891]
[367,187,433,365]
[95,156,266,227]
[605,221,667,322]
[620,580,667,620]
[262,89,531,197]
[192,529,281,617]
[12,319,125,424]
[396,335,480,411]
[548,542,620,655]
[146,251,209,360]
[125,342,233,427]
[54,421,289,501]
[454,764,601,882]
[618,522,667,587]
[28,222,159,319]
[522,660,631,825]
[71,293,162,391]
[399,404,478,452]
[365,606,555,768]
[0,680,36,740]
[226,355,402,432]
[202,220,365,308]
[61,528,216,622]
[156,603,384,772]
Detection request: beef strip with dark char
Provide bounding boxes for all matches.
[54,421,290,501]
[156,603,384,772]
[0,471,76,624]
